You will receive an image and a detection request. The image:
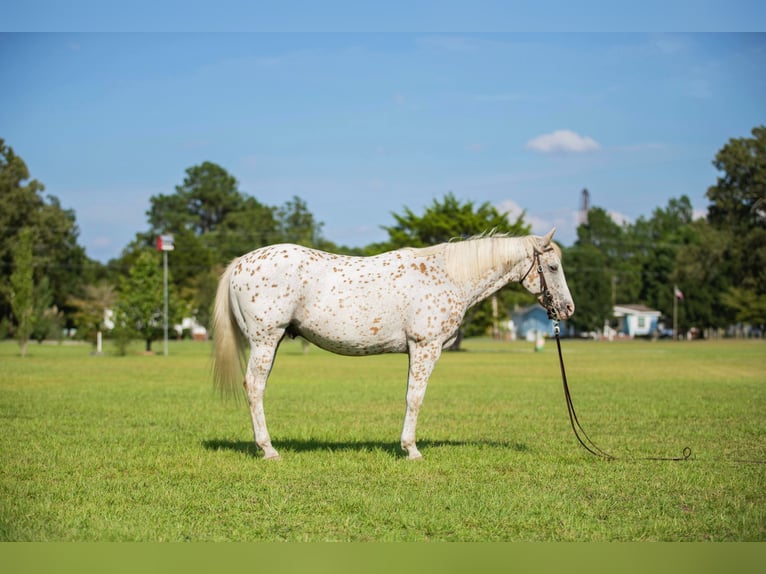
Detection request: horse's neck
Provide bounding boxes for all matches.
[442,237,533,306]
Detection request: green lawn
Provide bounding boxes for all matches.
[0,337,764,541]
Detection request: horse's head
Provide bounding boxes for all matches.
[520,228,575,321]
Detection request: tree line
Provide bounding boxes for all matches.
[2,126,764,354]
[567,126,765,336]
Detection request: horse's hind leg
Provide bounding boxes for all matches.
[244,338,282,460]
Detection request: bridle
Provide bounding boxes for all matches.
[520,248,557,319]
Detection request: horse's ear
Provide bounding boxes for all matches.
[540,227,556,249]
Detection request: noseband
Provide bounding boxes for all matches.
[520,248,557,319]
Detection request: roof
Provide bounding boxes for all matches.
[613,304,662,317]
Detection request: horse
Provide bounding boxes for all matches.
[212,228,574,460]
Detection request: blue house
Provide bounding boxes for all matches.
[511,305,567,340]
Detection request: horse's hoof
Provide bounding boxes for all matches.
[407,453,424,461]
[263,451,281,461]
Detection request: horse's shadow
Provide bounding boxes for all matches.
[202,437,529,458]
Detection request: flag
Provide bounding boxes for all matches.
[674,285,684,300]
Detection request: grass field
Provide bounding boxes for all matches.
[0,336,764,541]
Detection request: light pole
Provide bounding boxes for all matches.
[156,234,175,356]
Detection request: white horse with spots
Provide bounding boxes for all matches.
[213,229,574,460]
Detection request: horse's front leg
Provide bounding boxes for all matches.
[401,340,443,460]
[244,341,281,460]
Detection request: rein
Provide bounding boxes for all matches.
[527,248,760,464]
[551,324,693,463]
[525,246,691,461]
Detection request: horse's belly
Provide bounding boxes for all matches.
[293,312,408,356]
[303,330,407,356]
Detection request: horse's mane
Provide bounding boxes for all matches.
[412,232,539,284]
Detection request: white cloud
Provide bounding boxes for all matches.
[693,208,708,221]
[526,130,600,154]
[496,199,550,232]
[495,199,580,246]
[495,199,525,221]
[607,210,632,226]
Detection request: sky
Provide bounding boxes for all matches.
[1,8,765,262]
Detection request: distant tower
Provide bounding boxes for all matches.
[579,188,590,226]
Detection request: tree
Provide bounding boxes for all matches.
[149,161,243,235]
[0,139,90,328]
[575,206,642,304]
[139,162,283,328]
[147,162,281,259]
[114,250,169,353]
[214,196,280,261]
[631,196,697,320]
[69,282,116,347]
[383,192,528,248]
[721,287,766,328]
[674,219,734,332]
[10,228,34,356]
[564,207,630,334]
[145,162,244,289]
[382,192,532,347]
[30,276,63,343]
[705,126,766,330]
[707,126,766,234]
[563,242,612,334]
[276,195,325,247]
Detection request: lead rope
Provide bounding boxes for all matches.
[552,320,692,462]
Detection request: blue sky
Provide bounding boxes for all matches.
[2,29,765,262]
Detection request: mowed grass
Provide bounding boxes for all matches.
[0,336,764,541]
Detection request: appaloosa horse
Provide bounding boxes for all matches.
[213,229,574,460]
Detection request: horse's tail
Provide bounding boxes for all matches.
[212,260,246,399]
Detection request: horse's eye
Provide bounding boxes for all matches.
[549,264,559,272]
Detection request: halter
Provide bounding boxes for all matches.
[520,248,556,319]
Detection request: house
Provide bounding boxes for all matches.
[508,303,663,341]
[510,305,568,340]
[176,316,208,341]
[612,304,662,338]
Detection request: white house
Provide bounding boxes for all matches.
[612,304,662,338]
[176,316,208,340]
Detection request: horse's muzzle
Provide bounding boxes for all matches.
[540,293,574,321]
[550,301,575,321]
